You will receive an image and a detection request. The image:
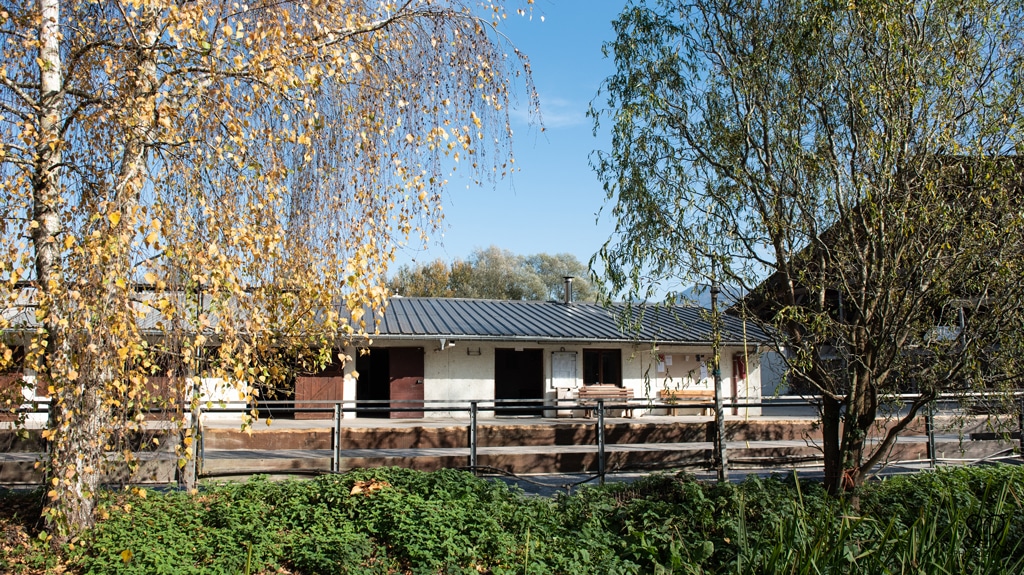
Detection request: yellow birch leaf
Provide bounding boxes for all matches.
[108,211,121,227]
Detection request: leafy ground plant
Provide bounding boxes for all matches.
[2,466,1024,574]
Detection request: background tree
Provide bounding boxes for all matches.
[390,246,602,301]
[525,251,601,301]
[0,0,534,538]
[592,0,1024,493]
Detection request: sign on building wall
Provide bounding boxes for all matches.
[656,353,673,373]
[551,351,577,389]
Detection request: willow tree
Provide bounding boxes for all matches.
[593,0,1024,493]
[0,0,534,537]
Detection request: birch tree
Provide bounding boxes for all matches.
[593,0,1024,493]
[0,0,535,538]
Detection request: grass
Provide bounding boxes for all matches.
[2,465,1023,574]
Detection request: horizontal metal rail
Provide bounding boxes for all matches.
[4,393,1023,487]
[9,390,1021,412]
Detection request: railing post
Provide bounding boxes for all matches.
[197,403,204,478]
[925,400,936,468]
[714,389,728,482]
[597,399,606,485]
[469,401,478,473]
[332,402,341,473]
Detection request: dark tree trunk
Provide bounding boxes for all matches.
[821,395,844,495]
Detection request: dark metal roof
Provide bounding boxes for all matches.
[374,297,770,345]
[2,290,769,346]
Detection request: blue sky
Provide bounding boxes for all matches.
[392,1,628,273]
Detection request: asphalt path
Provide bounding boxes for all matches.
[487,458,1024,498]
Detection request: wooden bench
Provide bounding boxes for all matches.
[658,389,716,416]
[576,384,635,418]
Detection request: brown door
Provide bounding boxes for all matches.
[0,373,23,422]
[295,356,345,420]
[0,347,36,422]
[389,347,424,419]
[144,376,176,421]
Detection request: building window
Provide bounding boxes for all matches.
[583,349,622,386]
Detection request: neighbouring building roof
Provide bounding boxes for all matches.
[371,297,769,346]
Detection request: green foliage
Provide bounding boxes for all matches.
[593,0,1024,493]
[3,466,1021,574]
[79,482,286,575]
[859,465,1024,551]
[389,246,603,302]
[732,467,1024,574]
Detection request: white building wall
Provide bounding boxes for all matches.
[336,346,359,420]
[424,342,495,416]
[6,341,762,425]
[620,345,761,417]
[380,340,763,418]
[8,372,252,426]
[184,376,249,423]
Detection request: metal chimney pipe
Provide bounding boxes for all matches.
[563,276,574,305]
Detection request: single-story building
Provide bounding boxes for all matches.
[2,291,771,421]
[305,295,770,419]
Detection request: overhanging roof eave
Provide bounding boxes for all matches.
[353,333,763,347]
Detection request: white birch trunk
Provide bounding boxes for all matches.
[33,0,104,538]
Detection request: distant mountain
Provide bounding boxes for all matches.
[671,284,745,308]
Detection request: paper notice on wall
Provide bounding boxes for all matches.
[700,361,708,381]
[551,351,577,388]
[657,354,666,373]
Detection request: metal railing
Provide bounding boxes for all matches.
[198,397,650,482]
[6,393,1024,486]
[190,393,1024,484]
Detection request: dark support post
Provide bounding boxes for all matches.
[332,402,341,473]
[925,401,936,468]
[711,280,729,482]
[1018,395,1024,461]
[197,404,204,478]
[469,401,479,473]
[597,399,606,485]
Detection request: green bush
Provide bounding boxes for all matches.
[48,465,1024,574]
